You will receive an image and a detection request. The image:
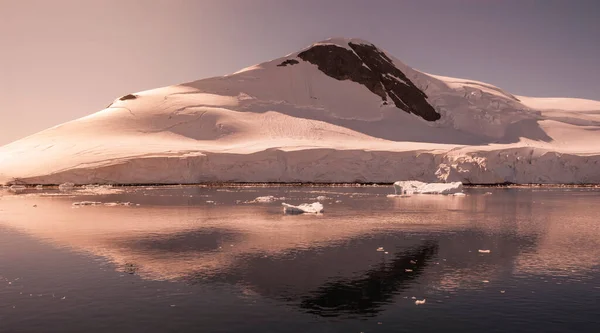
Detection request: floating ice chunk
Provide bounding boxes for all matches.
[453,192,466,196]
[255,196,275,202]
[415,299,426,305]
[58,182,75,191]
[483,280,490,283]
[253,196,277,203]
[386,194,411,198]
[246,196,285,203]
[9,185,26,192]
[484,192,493,195]
[376,247,385,252]
[478,249,491,254]
[316,196,328,201]
[282,202,324,214]
[72,201,102,206]
[103,202,133,207]
[35,185,44,190]
[405,269,413,272]
[393,181,463,195]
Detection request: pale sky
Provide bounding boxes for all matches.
[1,0,598,145]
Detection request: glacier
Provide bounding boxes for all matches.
[0,37,599,185]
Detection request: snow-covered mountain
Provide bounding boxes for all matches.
[1,38,600,185]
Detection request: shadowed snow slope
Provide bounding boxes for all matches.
[1,38,599,184]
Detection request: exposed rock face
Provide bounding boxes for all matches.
[277,59,299,67]
[298,42,440,121]
[119,94,137,101]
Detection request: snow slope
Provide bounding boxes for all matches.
[1,38,599,184]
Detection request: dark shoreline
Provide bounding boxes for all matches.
[3,182,600,188]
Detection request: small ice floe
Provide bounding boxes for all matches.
[478,249,491,254]
[453,193,466,197]
[245,196,285,203]
[393,181,463,195]
[386,194,411,198]
[103,202,134,207]
[410,260,417,264]
[206,200,215,204]
[405,269,413,272]
[315,196,328,201]
[254,196,275,203]
[482,280,490,283]
[72,201,102,206]
[282,202,323,214]
[9,184,27,192]
[58,182,75,191]
[500,290,506,294]
[376,247,385,252]
[335,200,342,203]
[35,185,44,190]
[415,299,426,305]
[484,192,493,195]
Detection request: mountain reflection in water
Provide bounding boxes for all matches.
[1,186,599,332]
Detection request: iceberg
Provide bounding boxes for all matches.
[282,202,324,214]
[393,181,463,195]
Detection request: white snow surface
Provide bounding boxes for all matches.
[282,202,324,214]
[393,181,463,195]
[1,37,600,185]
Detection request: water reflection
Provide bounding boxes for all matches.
[1,187,600,319]
[299,242,437,317]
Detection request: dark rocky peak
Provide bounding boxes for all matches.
[297,40,440,121]
[277,59,299,67]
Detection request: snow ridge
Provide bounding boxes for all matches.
[1,38,599,185]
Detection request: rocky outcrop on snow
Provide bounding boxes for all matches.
[297,42,440,121]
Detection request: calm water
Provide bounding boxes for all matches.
[1,186,599,332]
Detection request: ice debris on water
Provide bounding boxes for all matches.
[73,201,134,207]
[393,181,463,195]
[282,202,324,214]
[58,182,75,191]
[9,185,26,192]
[315,196,328,201]
[405,269,413,272]
[36,185,43,190]
[104,202,133,206]
[247,196,286,203]
[72,201,102,206]
[415,299,426,305]
[376,247,385,252]
[478,249,491,254]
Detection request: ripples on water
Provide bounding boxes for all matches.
[0,186,599,332]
